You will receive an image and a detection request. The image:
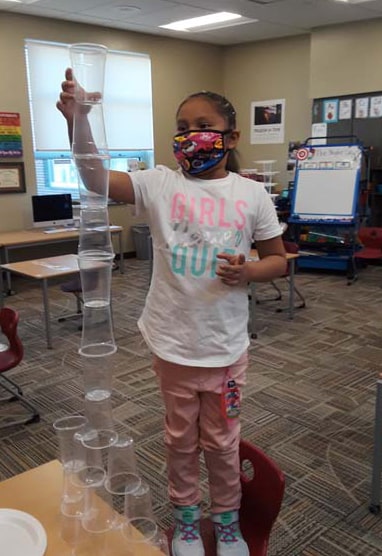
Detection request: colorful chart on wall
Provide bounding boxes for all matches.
[0,112,23,157]
[290,144,362,221]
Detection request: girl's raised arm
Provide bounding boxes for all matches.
[56,68,135,204]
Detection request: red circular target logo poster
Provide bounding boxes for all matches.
[296,148,309,161]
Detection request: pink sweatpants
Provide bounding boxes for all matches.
[153,351,248,514]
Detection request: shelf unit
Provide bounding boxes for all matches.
[289,220,358,281]
[253,160,280,204]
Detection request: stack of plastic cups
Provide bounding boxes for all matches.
[69,43,116,429]
[66,43,169,556]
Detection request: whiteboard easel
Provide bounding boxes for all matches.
[290,143,362,222]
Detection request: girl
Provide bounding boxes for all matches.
[57,70,286,556]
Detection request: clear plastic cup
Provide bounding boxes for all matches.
[123,480,157,541]
[69,43,108,105]
[69,43,110,207]
[52,415,89,517]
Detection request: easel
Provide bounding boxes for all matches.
[288,137,363,283]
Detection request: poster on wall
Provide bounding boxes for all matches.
[370,96,382,118]
[355,97,369,118]
[339,99,352,120]
[250,99,285,144]
[323,99,339,123]
[0,112,23,157]
[311,123,327,145]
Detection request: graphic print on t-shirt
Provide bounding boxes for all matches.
[167,191,248,278]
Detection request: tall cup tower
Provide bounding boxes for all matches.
[70,43,116,428]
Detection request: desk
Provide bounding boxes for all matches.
[0,460,165,555]
[0,226,124,295]
[249,250,299,338]
[0,254,85,349]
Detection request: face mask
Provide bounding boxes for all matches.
[173,129,231,175]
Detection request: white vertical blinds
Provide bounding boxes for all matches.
[25,39,154,151]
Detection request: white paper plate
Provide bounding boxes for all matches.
[0,508,47,556]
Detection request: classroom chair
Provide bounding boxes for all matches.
[58,273,83,326]
[58,268,103,326]
[166,439,285,556]
[354,227,382,266]
[58,266,117,328]
[0,307,40,428]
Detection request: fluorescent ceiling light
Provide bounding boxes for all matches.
[1,0,41,3]
[333,0,374,4]
[160,12,243,32]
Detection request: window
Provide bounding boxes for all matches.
[25,39,155,198]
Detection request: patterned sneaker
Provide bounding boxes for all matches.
[212,511,249,556]
[172,505,205,556]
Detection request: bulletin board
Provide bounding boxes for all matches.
[312,91,382,167]
[290,143,362,222]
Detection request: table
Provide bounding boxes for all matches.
[0,460,166,555]
[249,249,299,338]
[0,254,92,349]
[0,226,124,295]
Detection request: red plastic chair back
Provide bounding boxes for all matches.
[355,227,382,260]
[239,439,285,555]
[0,307,24,372]
[167,439,285,556]
[358,227,382,250]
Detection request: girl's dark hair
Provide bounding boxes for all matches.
[177,91,241,173]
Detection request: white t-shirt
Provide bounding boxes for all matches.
[131,165,281,367]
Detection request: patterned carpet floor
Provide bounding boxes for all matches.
[1,258,382,555]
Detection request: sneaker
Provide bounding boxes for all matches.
[212,511,249,556]
[172,505,205,556]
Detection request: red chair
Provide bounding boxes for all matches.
[167,439,285,555]
[354,227,382,264]
[0,307,40,427]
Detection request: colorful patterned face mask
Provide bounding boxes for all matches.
[173,129,231,175]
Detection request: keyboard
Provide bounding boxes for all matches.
[43,228,72,234]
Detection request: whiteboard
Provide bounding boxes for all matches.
[291,144,362,220]
[294,168,358,217]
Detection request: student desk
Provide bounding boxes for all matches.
[0,254,90,349]
[0,460,166,556]
[0,226,124,295]
[249,249,299,338]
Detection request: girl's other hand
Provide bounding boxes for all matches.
[216,252,248,286]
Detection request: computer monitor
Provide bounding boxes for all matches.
[31,193,73,229]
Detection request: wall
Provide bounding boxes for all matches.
[0,12,223,252]
[2,12,382,251]
[223,18,382,189]
[310,19,382,99]
[223,34,312,188]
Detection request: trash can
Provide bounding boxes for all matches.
[131,224,152,260]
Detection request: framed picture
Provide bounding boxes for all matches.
[0,162,26,193]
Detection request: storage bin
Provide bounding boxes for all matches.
[131,224,152,260]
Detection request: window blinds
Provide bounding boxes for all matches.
[25,39,154,151]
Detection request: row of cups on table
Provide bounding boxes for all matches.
[53,414,169,555]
